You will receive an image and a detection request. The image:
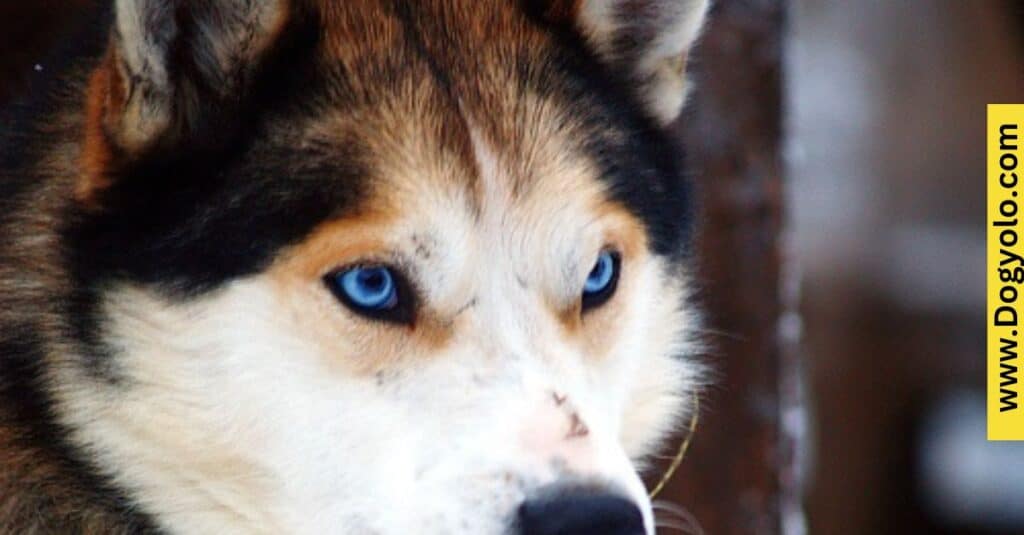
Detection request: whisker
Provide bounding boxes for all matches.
[652,500,704,535]
[654,518,698,534]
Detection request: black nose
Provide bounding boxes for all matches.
[517,492,645,535]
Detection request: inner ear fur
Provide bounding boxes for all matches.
[78,0,291,203]
[540,0,709,125]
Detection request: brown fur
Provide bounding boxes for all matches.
[78,51,119,205]
[0,1,705,532]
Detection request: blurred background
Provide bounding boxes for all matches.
[790,1,1020,533]
[0,1,1019,533]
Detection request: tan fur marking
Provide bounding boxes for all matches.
[267,211,455,377]
[562,202,650,359]
[77,51,120,206]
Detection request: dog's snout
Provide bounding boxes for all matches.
[517,491,645,535]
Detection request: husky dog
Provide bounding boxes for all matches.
[0,1,708,533]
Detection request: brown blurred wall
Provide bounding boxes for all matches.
[789,1,1024,533]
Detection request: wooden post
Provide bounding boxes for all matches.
[649,1,794,533]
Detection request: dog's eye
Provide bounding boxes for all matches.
[326,265,412,323]
[581,251,620,310]
[336,266,397,309]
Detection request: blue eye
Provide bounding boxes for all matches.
[582,251,620,309]
[333,266,398,311]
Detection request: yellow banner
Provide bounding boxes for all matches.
[989,104,1024,440]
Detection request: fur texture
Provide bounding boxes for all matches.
[0,1,708,533]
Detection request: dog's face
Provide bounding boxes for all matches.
[56,1,707,533]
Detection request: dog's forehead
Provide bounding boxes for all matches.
[296,81,608,228]
[295,1,690,258]
[284,2,649,238]
[288,100,622,295]
[314,1,556,81]
[306,3,602,173]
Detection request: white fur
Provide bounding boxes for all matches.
[49,115,701,535]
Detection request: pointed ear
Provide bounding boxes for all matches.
[543,0,709,125]
[87,0,290,159]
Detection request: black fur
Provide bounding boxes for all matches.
[0,2,695,530]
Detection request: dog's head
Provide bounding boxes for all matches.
[60,1,708,533]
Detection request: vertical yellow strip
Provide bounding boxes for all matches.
[989,104,1024,440]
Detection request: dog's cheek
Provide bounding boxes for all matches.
[620,351,695,468]
[611,260,702,465]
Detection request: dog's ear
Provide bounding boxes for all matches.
[540,0,709,125]
[80,0,290,199]
[106,0,289,153]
